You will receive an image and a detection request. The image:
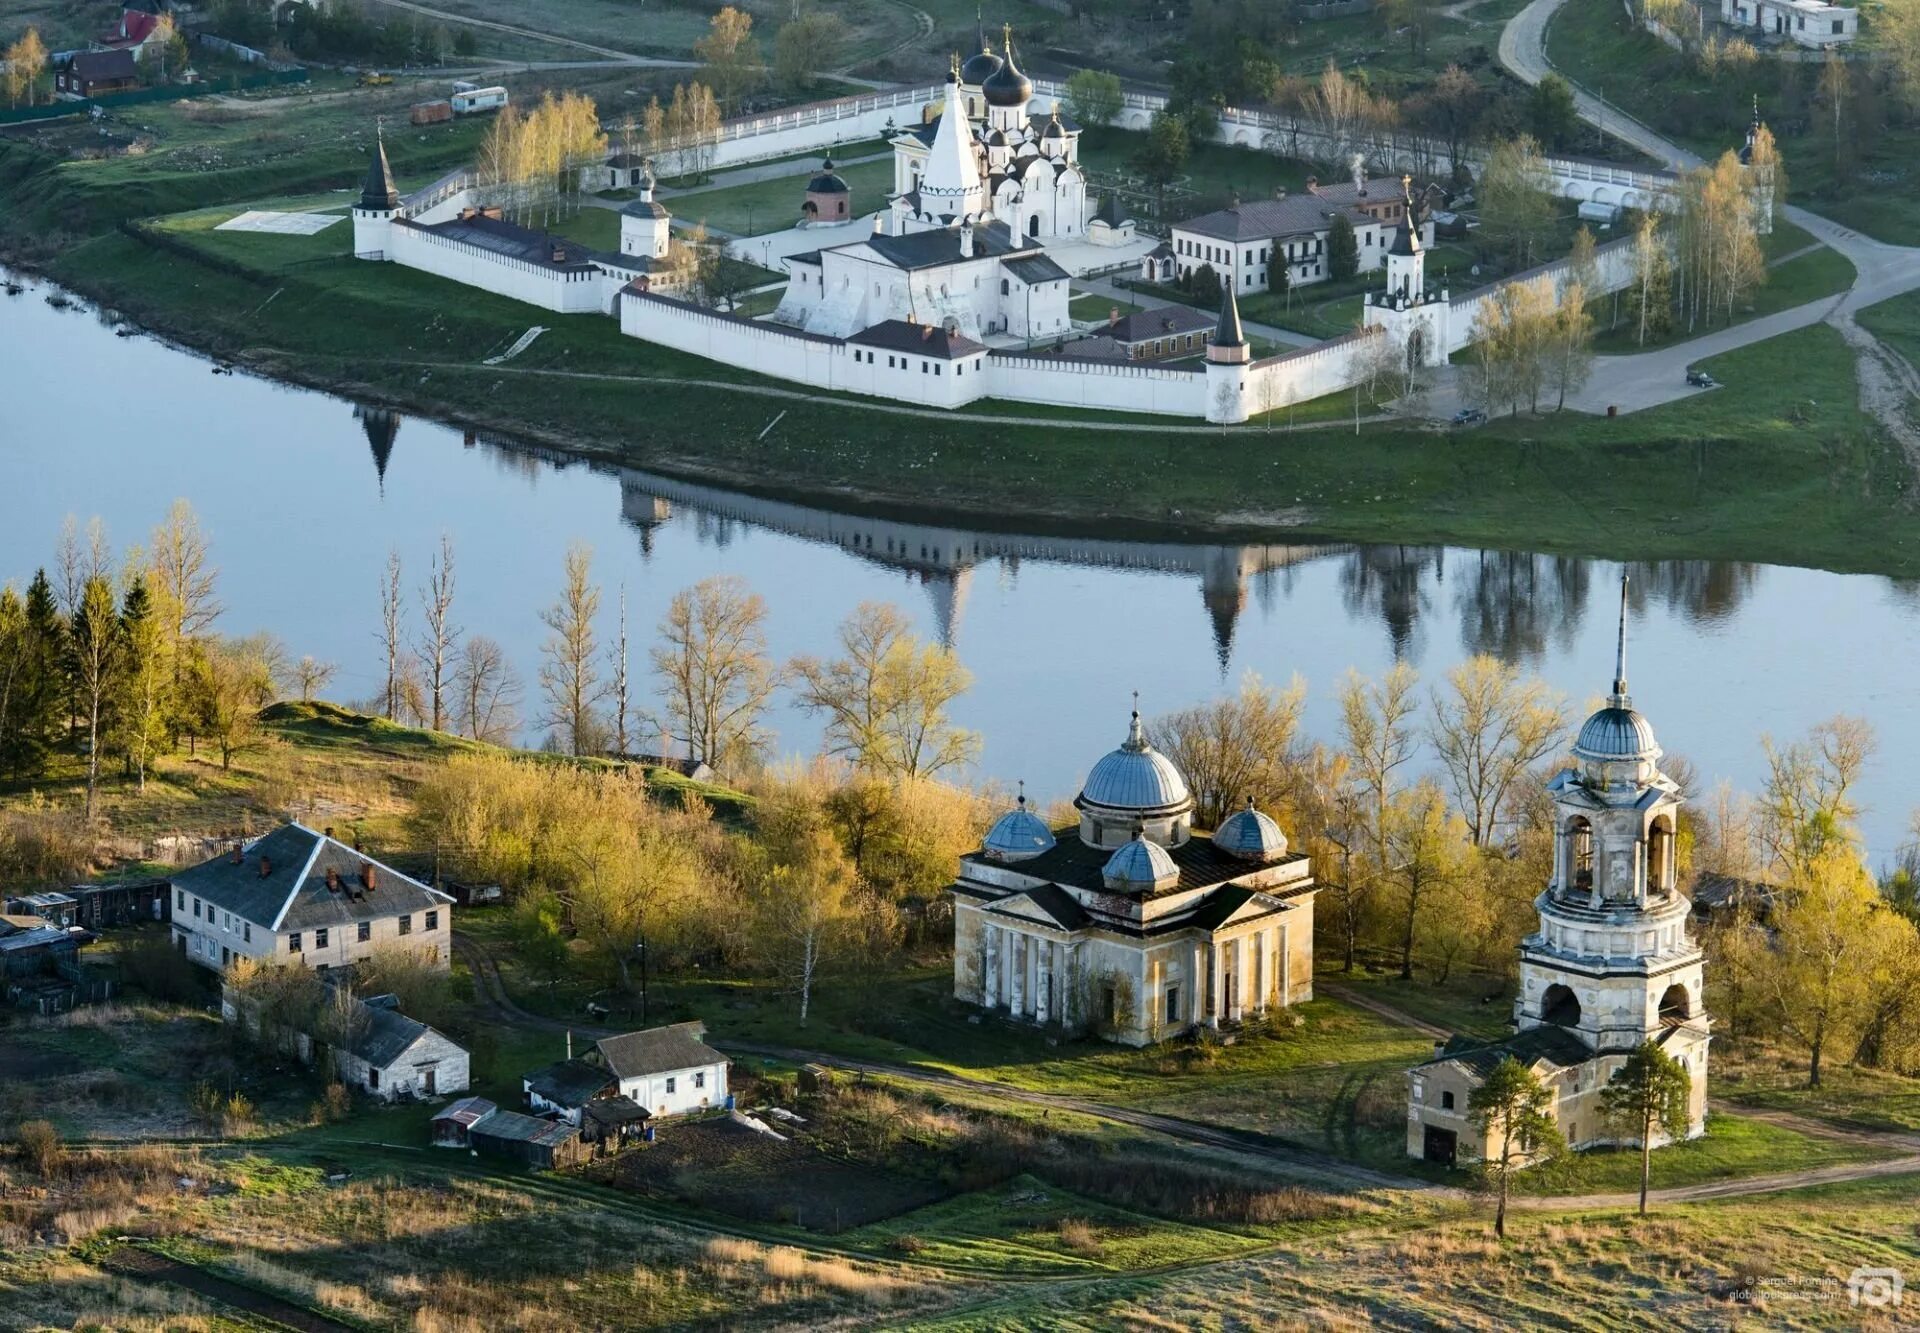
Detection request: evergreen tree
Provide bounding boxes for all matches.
[7,571,65,778]
[1600,1040,1693,1216]
[1467,1055,1563,1238]
[1327,213,1360,281]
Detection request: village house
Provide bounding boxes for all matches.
[5,892,78,928]
[333,993,470,1101]
[593,1022,731,1117]
[1406,578,1711,1167]
[168,822,453,976]
[950,710,1317,1046]
[1145,173,1433,296]
[95,8,167,62]
[524,1054,617,1122]
[56,49,138,98]
[1718,0,1857,47]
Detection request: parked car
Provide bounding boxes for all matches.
[1451,407,1487,427]
[1686,369,1719,389]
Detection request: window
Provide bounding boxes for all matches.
[288,932,302,953]
[1165,986,1180,1024]
[921,361,928,374]
[368,1066,380,1089]
[176,889,185,911]
[192,898,201,919]
[1441,1090,1456,1110]
[398,914,412,936]
[358,921,371,943]
[665,1076,677,1094]
[425,910,439,931]
[223,911,232,932]
[315,928,329,949]
[243,922,251,943]
[693,1071,705,1089]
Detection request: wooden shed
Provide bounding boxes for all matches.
[468,1110,586,1169]
[430,1096,497,1148]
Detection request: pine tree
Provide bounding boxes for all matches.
[1600,1040,1693,1216]
[1467,1055,1563,1238]
[1327,213,1359,281]
[7,571,66,779]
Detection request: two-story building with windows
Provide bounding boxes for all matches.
[1144,177,1432,297]
[168,823,452,975]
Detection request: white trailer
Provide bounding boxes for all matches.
[451,86,508,115]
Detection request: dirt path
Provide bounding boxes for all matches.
[1316,983,1451,1041]
[96,1244,354,1332]
[453,932,1920,1208]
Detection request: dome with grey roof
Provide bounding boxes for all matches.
[1077,711,1192,816]
[960,43,1003,87]
[1212,798,1289,863]
[982,786,1055,862]
[982,30,1033,107]
[1573,705,1660,764]
[1102,831,1179,892]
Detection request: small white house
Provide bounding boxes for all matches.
[334,994,470,1101]
[1719,0,1856,47]
[594,1022,729,1118]
[451,86,508,115]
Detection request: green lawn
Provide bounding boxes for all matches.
[1856,289,1920,420]
[666,159,895,236]
[1715,1042,1920,1135]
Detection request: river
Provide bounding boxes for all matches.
[7,274,1918,863]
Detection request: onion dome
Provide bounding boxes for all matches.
[1078,709,1192,816]
[982,783,1055,862]
[1103,829,1179,892]
[1212,798,1289,863]
[982,26,1033,107]
[807,157,849,194]
[960,41,1003,87]
[1573,572,1662,780]
[1041,105,1066,143]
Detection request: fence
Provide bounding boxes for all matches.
[0,66,308,125]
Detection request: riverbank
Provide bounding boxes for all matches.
[5,145,1917,576]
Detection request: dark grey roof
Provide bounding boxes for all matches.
[433,1096,496,1126]
[470,1109,578,1148]
[1214,284,1246,348]
[343,1001,446,1069]
[982,42,1033,107]
[905,121,938,147]
[1107,305,1212,344]
[1420,1024,1594,1076]
[411,213,606,274]
[999,883,1087,930]
[595,1021,726,1079]
[850,319,986,359]
[860,220,1030,271]
[72,49,136,81]
[960,45,1003,86]
[1052,334,1129,362]
[970,828,1310,901]
[1176,188,1372,243]
[1093,194,1131,228]
[1003,252,1070,284]
[169,824,450,932]
[807,158,849,193]
[361,136,398,212]
[1032,110,1079,134]
[582,1094,650,1127]
[621,198,669,219]
[607,152,646,168]
[525,1058,617,1107]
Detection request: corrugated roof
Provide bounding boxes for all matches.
[1175,185,1377,243]
[169,824,450,932]
[1003,252,1070,284]
[595,1022,726,1079]
[433,1096,496,1127]
[849,319,986,359]
[470,1109,579,1147]
[342,1000,447,1069]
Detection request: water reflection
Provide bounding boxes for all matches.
[355,405,401,492]
[1453,552,1592,665]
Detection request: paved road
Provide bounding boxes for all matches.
[455,932,1920,1210]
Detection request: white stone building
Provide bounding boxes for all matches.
[593,1022,730,1118]
[333,993,470,1101]
[170,823,453,975]
[890,27,1087,245]
[1145,171,1431,297]
[1719,0,1857,47]
[950,710,1317,1046]
[1406,577,1711,1166]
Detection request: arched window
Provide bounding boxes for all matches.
[1567,817,1594,892]
[1441,1090,1455,1110]
[1649,816,1676,893]
[1658,983,1690,1023]
[1542,983,1581,1028]
[1000,278,1010,296]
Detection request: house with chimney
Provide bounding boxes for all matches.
[168,823,453,975]
[1144,172,1433,296]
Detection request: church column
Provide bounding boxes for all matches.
[1209,940,1224,1028]
[1057,943,1075,1028]
[1009,933,1026,1016]
[1035,938,1051,1025]
[1279,923,1292,1007]
[983,924,1000,1008]
[1252,931,1266,1015]
[1191,942,1206,1026]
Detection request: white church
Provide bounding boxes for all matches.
[1406,577,1711,1168]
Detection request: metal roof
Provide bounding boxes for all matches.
[1573,705,1660,763]
[1212,802,1289,863]
[982,799,1056,861]
[849,319,987,359]
[595,1022,726,1079]
[469,1109,579,1148]
[432,1096,496,1127]
[1077,712,1192,814]
[342,1001,448,1069]
[525,1058,617,1107]
[1102,834,1179,891]
[964,828,1311,901]
[169,823,450,932]
[1106,305,1212,344]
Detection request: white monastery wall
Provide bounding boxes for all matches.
[1244,329,1385,409]
[389,223,606,314]
[1443,234,1638,353]
[980,352,1209,416]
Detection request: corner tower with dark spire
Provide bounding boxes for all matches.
[1204,283,1252,424]
[352,128,401,260]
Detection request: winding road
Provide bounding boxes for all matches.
[454,932,1920,1212]
[1495,0,1920,455]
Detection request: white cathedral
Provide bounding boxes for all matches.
[772,28,1083,342]
[1407,576,1711,1167]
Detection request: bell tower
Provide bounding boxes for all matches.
[1515,573,1709,1133]
[1365,175,1449,367]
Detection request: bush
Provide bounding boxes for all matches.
[14,1118,64,1177]
[119,932,206,1004]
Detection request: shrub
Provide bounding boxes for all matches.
[118,932,206,1004]
[1056,1217,1100,1253]
[14,1118,64,1177]
[222,1092,257,1134]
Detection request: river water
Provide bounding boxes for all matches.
[7,275,1918,862]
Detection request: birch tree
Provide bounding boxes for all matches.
[455,634,520,744]
[1428,655,1565,846]
[378,549,404,721]
[69,574,124,819]
[651,575,779,775]
[416,535,460,733]
[751,781,865,1026]
[539,543,606,756]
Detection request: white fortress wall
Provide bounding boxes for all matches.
[1443,234,1639,354]
[980,352,1209,417]
[388,222,607,314]
[1244,328,1385,409]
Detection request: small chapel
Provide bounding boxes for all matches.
[1406,576,1711,1167]
[950,708,1317,1046]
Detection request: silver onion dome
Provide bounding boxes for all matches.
[1102,830,1179,891]
[1212,798,1289,863]
[982,784,1055,862]
[1078,710,1192,815]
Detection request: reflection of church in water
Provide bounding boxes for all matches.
[611,467,1347,665]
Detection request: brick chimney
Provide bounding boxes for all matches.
[361,864,377,892]
[258,856,272,878]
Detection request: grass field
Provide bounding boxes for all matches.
[664,158,896,236]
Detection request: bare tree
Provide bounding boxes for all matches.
[293,657,338,702]
[539,544,607,756]
[455,634,521,744]
[149,499,221,651]
[1338,660,1422,859]
[378,549,404,721]
[69,573,123,820]
[416,535,461,732]
[1428,655,1565,846]
[610,585,632,757]
[650,575,779,775]
[789,601,978,779]
[1154,672,1308,829]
